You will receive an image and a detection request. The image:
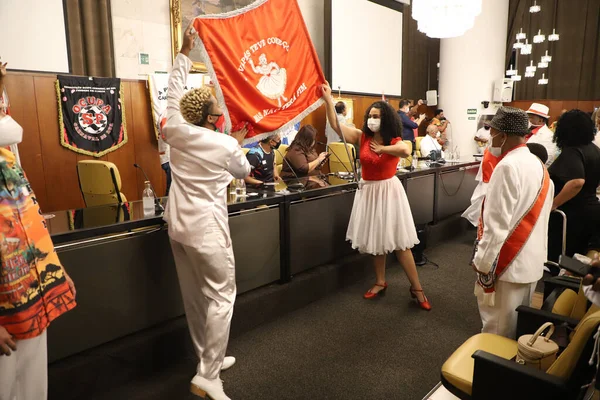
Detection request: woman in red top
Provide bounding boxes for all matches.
[322,84,431,310]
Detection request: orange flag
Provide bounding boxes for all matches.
[193,0,325,144]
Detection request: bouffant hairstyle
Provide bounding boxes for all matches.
[363,101,402,145]
[553,109,595,149]
[179,86,214,125]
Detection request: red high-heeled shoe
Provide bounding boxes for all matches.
[409,287,432,311]
[364,282,388,299]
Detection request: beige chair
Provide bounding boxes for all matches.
[398,140,413,168]
[275,144,288,175]
[441,307,600,399]
[77,160,128,207]
[328,142,356,174]
[415,136,424,158]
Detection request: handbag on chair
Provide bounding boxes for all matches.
[516,322,560,371]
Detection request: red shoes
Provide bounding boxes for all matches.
[410,287,432,311]
[363,284,432,311]
[363,282,388,299]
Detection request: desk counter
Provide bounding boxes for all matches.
[45,160,480,362]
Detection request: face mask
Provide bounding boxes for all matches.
[210,114,225,133]
[367,118,381,132]
[489,133,506,157]
[0,116,23,147]
[272,141,281,150]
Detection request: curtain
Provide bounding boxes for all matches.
[401,2,440,100]
[64,0,115,77]
[507,0,600,100]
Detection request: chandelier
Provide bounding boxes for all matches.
[412,0,482,39]
[508,1,560,86]
[533,29,545,43]
[529,0,541,13]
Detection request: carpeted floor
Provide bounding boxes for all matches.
[94,231,482,400]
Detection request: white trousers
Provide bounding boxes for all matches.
[170,218,236,380]
[0,330,47,400]
[478,280,536,339]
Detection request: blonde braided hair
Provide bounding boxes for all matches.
[180,86,213,125]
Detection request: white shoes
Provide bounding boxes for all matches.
[221,356,236,371]
[190,376,230,400]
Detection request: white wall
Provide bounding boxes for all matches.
[438,0,509,158]
[297,0,326,71]
[331,0,402,96]
[0,0,69,73]
[111,0,173,80]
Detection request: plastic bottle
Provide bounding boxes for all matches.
[235,178,246,197]
[142,181,155,216]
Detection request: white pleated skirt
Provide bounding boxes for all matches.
[346,177,419,255]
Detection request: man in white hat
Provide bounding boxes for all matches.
[472,106,554,339]
[526,102,558,166]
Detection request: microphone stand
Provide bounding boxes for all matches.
[133,163,165,213]
[328,116,359,184]
[316,141,352,176]
[274,148,304,190]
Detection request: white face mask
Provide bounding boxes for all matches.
[0,116,23,147]
[367,118,381,133]
[488,133,505,157]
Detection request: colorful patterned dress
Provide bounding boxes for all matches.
[0,148,75,340]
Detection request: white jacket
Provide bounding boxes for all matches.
[473,146,554,284]
[420,135,442,158]
[527,124,558,166]
[163,53,250,248]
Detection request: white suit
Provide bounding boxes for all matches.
[473,146,554,338]
[163,53,250,379]
[527,124,558,166]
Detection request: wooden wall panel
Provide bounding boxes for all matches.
[4,75,49,209]
[34,76,83,212]
[15,68,597,213]
[129,82,165,199]
[107,82,138,202]
[506,99,600,125]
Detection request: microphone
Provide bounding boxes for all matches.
[316,141,352,175]
[133,163,165,213]
[274,148,304,189]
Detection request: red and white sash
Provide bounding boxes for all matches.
[481,148,500,184]
[474,146,551,300]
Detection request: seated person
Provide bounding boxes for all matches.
[420,124,443,159]
[245,134,282,186]
[281,125,328,179]
[474,123,491,154]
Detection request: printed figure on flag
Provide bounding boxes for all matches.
[193,0,325,144]
[248,53,288,107]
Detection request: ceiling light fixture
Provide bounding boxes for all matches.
[541,50,552,63]
[529,0,541,13]
[533,29,545,43]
